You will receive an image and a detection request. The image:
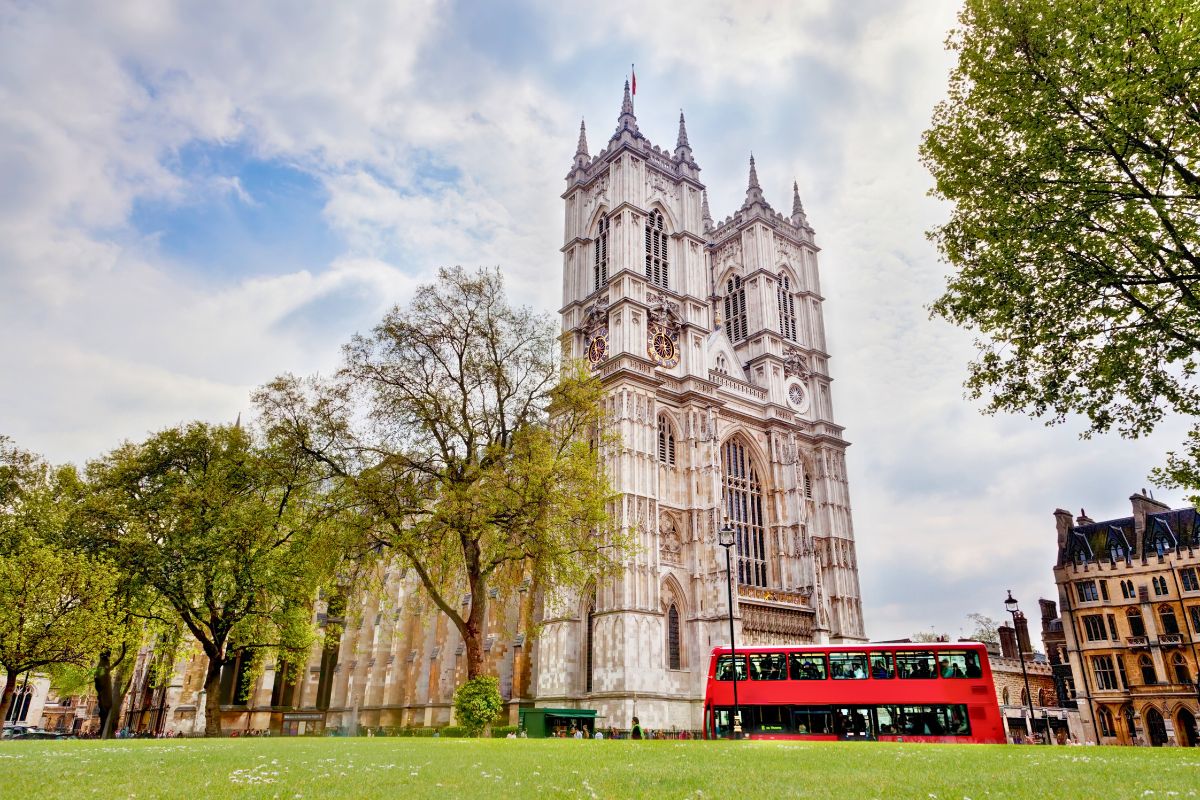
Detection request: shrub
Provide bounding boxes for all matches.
[452,675,504,737]
[490,725,518,738]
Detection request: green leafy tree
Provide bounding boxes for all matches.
[0,438,114,723]
[84,422,349,736]
[967,613,1000,645]
[453,675,504,736]
[921,0,1200,453]
[256,266,628,681]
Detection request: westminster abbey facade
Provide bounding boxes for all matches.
[127,85,865,737]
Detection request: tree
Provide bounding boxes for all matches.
[453,675,504,736]
[0,438,114,723]
[84,422,348,736]
[966,613,1000,645]
[921,1,1200,451]
[256,266,627,681]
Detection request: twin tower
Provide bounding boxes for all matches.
[536,82,866,729]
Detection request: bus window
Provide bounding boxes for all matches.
[876,705,899,735]
[829,652,868,679]
[789,653,828,680]
[751,705,789,734]
[749,652,787,680]
[939,705,971,735]
[895,705,972,736]
[715,654,747,681]
[792,706,833,735]
[896,651,937,679]
[939,650,981,678]
[870,652,894,679]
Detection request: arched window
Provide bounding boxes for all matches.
[1109,541,1126,562]
[715,354,728,374]
[1159,605,1180,635]
[1139,654,1157,685]
[1037,688,1048,706]
[657,415,676,466]
[667,604,681,670]
[723,276,747,343]
[1020,688,1029,706]
[585,601,596,693]
[1097,706,1116,737]
[1172,653,1191,684]
[722,437,768,587]
[3,687,32,723]
[594,215,609,290]
[645,209,669,289]
[777,273,797,341]
[1002,687,1010,705]
[1127,607,1146,637]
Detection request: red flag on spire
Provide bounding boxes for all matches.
[631,64,636,96]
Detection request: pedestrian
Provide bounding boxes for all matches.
[630,716,643,740]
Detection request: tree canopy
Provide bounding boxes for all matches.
[256,266,627,680]
[84,422,349,736]
[921,0,1200,449]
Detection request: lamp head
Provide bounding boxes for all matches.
[718,521,736,548]
[1004,589,1019,614]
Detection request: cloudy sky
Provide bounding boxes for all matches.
[1,0,1188,642]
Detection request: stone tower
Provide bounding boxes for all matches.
[536,83,865,730]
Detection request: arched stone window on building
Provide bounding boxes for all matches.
[1020,688,1029,706]
[657,415,676,466]
[1140,654,1158,685]
[1127,607,1146,637]
[723,276,747,343]
[645,209,669,289]
[1097,706,1117,737]
[715,354,728,374]
[1002,687,1010,705]
[666,604,681,670]
[777,272,797,341]
[722,436,769,587]
[1172,653,1191,685]
[1037,688,1048,706]
[585,599,596,694]
[594,214,610,291]
[1159,604,1180,635]
[3,687,32,723]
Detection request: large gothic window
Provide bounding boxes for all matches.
[657,415,676,466]
[777,273,797,341]
[724,276,747,342]
[645,209,669,289]
[667,604,681,670]
[594,215,609,291]
[585,601,596,693]
[722,437,768,587]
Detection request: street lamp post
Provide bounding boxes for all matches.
[718,520,742,739]
[1005,590,1045,744]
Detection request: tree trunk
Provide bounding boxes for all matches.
[203,655,225,737]
[464,581,487,680]
[95,650,114,738]
[0,670,17,725]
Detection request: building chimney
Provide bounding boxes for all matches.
[1039,598,1058,624]
[998,623,1018,659]
[1014,610,1033,657]
[1054,508,1075,555]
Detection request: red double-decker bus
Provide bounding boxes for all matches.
[703,642,1005,743]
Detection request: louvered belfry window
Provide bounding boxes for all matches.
[645,209,669,289]
[777,274,797,341]
[724,276,747,342]
[723,437,768,587]
[667,604,681,670]
[657,415,676,466]
[585,602,596,692]
[594,215,609,291]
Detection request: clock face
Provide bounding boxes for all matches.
[786,380,808,412]
[646,322,680,368]
[587,328,609,365]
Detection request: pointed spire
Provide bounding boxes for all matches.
[701,189,713,231]
[576,118,588,157]
[791,179,808,227]
[744,153,765,207]
[613,79,640,139]
[673,109,693,164]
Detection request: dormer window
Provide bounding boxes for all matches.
[645,209,669,289]
[594,215,609,290]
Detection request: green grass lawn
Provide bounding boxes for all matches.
[0,738,1197,799]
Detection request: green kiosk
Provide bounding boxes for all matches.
[517,708,598,738]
